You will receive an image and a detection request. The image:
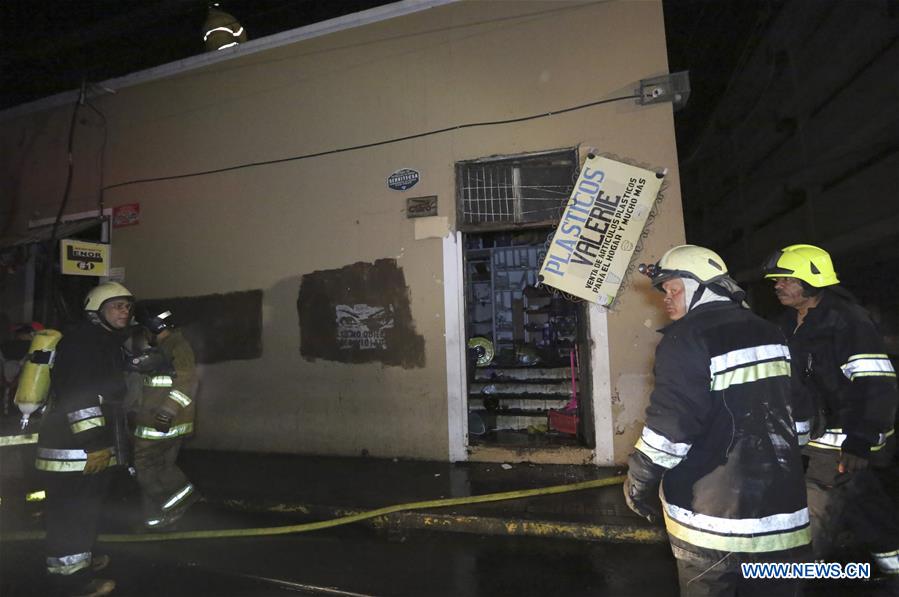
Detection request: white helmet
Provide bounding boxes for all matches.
[84,282,134,312]
[646,245,728,288]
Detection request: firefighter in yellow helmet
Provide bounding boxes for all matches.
[35,282,134,597]
[627,245,810,596]
[128,307,199,530]
[764,244,899,584]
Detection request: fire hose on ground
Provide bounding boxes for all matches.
[0,474,665,544]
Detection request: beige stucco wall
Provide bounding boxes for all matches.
[0,0,684,462]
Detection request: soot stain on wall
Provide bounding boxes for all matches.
[139,289,262,364]
[297,259,425,368]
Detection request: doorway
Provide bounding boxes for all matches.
[463,229,589,448]
[455,148,590,449]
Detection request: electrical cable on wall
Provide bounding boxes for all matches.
[83,99,109,215]
[102,93,640,192]
[42,79,88,324]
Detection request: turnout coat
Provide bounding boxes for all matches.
[628,301,811,562]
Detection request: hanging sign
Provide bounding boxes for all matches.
[387,168,420,191]
[60,239,110,277]
[538,155,664,305]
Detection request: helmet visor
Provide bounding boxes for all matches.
[762,251,795,278]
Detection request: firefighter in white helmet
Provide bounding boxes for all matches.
[128,306,200,530]
[764,244,899,586]
[626,245,811,596]
[35,282,134,597]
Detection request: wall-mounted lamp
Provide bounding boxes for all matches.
[203,6,248,52]
[637,71,691,111]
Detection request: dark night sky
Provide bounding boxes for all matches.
[0,1,396,110]
[0,0,771,159]
[662,0,780,155]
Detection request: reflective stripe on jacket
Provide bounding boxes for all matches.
[36,321,127,474]
[35,447,118,473]
[777,290,898,456]
[134,422,194,440]
[134,329,197,436]
[629,301,809,558]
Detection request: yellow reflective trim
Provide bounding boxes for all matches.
[663,511,810,553]
[26,490,46,502]
[807,441,841,450]
[70,416,105,434]
[168,390,192,407]
[144,375,174,388]
[842,356,896,380]
[35,455,118,473]
[711,360,790,391]
[872,550,899,572]
[809,428,894,451]
[134,422,193,440]
[871,429,895,451]
[635,438,684,469]
[0,433,39,447]
[162,483,195,511]
[848,353,890,361]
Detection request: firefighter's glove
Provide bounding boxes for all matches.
[154,410,174,434]
[837,435,871,480]
[837,451,869,478]
[83,448,113,475]
[809,410,827,441]
[623,475,661,524]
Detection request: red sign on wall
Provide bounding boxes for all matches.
[113,203,140,228]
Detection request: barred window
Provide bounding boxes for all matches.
[456,149,577,231]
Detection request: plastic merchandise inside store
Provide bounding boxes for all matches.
[464,230,586,448]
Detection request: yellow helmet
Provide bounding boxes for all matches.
[647,244,728,288]
[763,244,839,287]
[84,282,133,312]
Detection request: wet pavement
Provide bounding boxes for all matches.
[1,507,679,597]
[1,438,897,596]
[1,502,890,597]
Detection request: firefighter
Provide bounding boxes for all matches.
[626,245,811,596]
[130,308,199,529]
[35,282,134,597]
[764,244,899,586]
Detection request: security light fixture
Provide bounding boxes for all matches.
[637,71,691,111]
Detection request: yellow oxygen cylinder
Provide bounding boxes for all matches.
[14,329,62,429]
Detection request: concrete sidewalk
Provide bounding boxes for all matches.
[178,449,666,544]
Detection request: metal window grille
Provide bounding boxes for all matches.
[457,150,577,229]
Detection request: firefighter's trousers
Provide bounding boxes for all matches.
[133,437,194,522]
[805,448,899,576]
[44,469,111,592]
[675,555,803,596]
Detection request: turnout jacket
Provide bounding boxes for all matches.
[775,289,898,458]
[134,329,197,440]
[36,321,127,473]
[628,302,810,559]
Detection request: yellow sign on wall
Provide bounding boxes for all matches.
[60,239,110,276]
[538,155,663,305]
